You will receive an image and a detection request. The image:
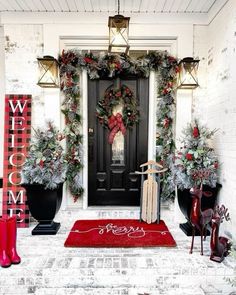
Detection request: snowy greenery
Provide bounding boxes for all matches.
[171,120,219,190]
[59,50,179,200]
[21,122,67,190]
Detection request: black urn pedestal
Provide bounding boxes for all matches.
[177,183,222,236]
[23,183,63,235]
[31,221,61,235]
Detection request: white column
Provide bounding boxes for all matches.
[82,70,88,209]
[43,88,61,129]
[175,89,192,148]
[148,71,157,161]
[174,89,193,223]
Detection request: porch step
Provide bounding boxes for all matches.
[78,207,140,220]
[0,286,206,295]
[1,205,235,295]
[57,202,172,223]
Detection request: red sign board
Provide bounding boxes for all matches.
[2,94,31,227]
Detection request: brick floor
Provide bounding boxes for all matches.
[0,205,236,295]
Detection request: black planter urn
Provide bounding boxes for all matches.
[177,183,222,236]
[23,183,63,235]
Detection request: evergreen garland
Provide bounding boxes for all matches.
[59,50,179,201]
[60,62,84,202]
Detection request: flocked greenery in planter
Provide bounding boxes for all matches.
[171,120,219,189]
[21,121,68,189]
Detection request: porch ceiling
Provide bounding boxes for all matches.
[0,0,228,15]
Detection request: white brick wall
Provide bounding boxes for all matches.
[0,25,45,212]
[0,26,5,180]
[2,9,236,243]
[193,0,236,240]
[4,25,45,127]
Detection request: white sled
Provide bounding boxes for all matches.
[135,161,167,224]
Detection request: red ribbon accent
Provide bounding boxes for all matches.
[108,113,126,144]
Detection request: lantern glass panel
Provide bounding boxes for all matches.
[37,57,59,88]
[108,15,130,54]
[178,58,199,89]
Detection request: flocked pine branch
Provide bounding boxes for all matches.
[171,120,219,190]
[59,50,179,201]
[21,121,67,190]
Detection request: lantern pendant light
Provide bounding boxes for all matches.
[37,56,59,88]
[108,0,130,54]
[177,57,200,89]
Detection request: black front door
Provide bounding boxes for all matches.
[88,76,149,206]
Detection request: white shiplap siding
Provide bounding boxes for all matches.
[0,0,225,13]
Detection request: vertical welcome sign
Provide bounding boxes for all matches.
[2,95,32,227]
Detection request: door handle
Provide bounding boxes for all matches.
[88,128,94,161]
[88,128,94,135]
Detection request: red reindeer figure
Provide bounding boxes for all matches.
[189,185,214,255]
[210,205,231,263]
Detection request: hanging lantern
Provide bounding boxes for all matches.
[37,56,59,88]
[108,0,130,54]
[177,57,200,89]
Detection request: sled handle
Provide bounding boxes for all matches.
[135,168,168,175]
[140,160,163,168]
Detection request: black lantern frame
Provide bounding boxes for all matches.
[177,57,200,89]
[37,56,59,88]
[108,0,130,54]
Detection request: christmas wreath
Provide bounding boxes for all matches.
[96,85,139,144]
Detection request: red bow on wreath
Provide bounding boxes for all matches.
[108,113,126,144]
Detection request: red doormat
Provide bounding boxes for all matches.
[64,219,176,248]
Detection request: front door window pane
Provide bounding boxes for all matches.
[111,104,125,165]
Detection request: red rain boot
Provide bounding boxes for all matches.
[0,218,11,268]
[7,217,21,264]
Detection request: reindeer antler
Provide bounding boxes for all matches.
[214,205,230,222]
[223,207,230,222]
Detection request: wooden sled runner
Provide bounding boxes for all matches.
[136,160,167,224]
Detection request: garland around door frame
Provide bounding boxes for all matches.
[59,50,179,201]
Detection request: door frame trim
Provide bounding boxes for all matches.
[82,71,156,209]
[82,70,88,210]
[59,37,176,209]
[148,71,157,161]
